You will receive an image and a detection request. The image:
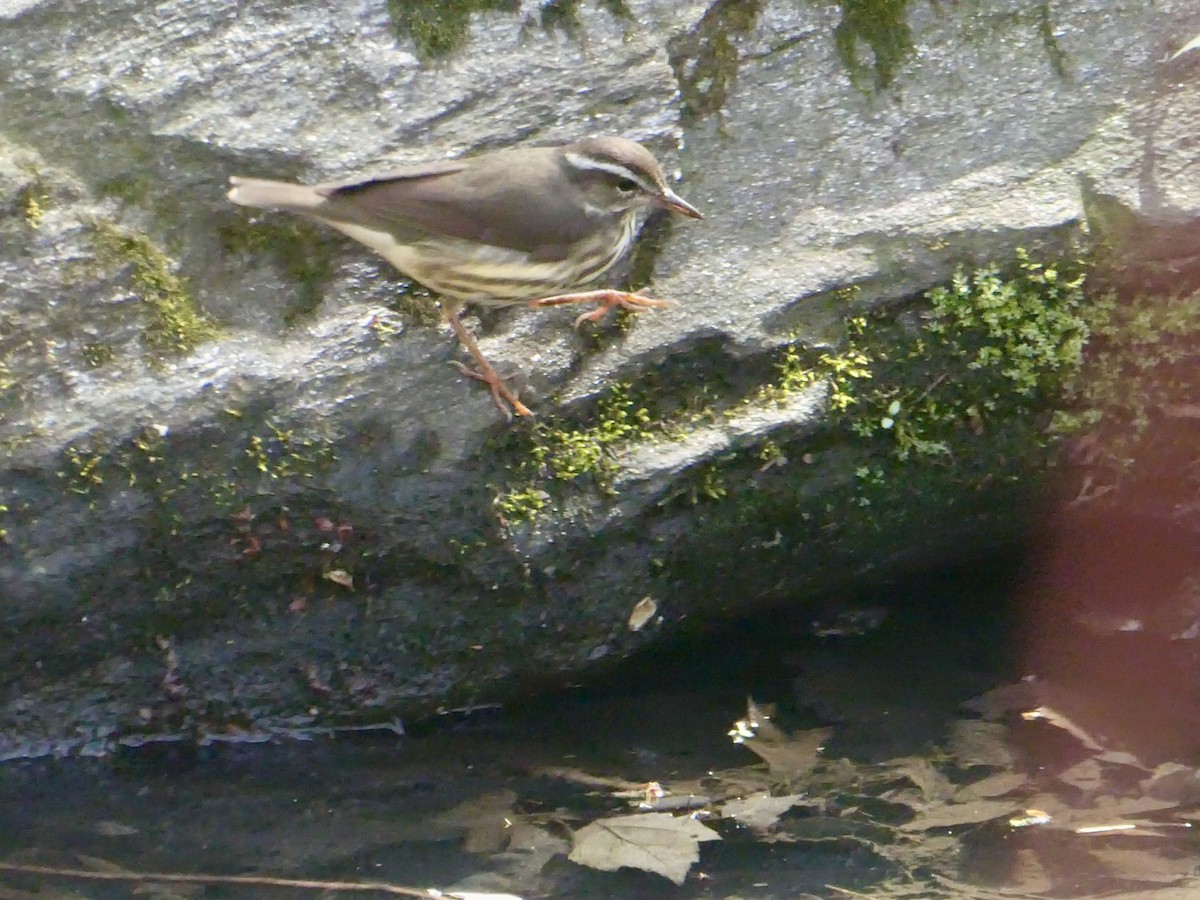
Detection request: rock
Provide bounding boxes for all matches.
[1,0,1196,756]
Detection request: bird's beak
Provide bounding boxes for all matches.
[658,187,703,219]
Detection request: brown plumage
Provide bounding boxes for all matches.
[228,137,701,417]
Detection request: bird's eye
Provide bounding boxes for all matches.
[615,178,638,194]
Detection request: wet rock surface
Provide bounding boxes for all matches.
[1,0,1198,755]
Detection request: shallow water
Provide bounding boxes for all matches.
[0,559,1026,898]
[6,549,1200,898]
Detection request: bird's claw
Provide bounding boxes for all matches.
[449,361,533,419]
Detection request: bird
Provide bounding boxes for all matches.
[227,136,702,418]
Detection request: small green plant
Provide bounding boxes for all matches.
[1051,286,1200,472]
[493,485,550,522]
[527,383,652,487]
[494,383,657,523]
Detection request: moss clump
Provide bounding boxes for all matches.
[833,0,914,92]
[530,383,652,484]
[57,418,338,528]
[494,383,654,522]
[668,0,762,123]
[540,0,632,37]
[766,317,874,410]
[1051,288,1200,473]
[387,0,519,58]
[655,250,1102,611]
[82,342,116,368]
[90,220,219,357]
[96,173,156,208]
[18,165,50,228]
[768,250,1094,462]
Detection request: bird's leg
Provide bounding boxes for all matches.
[527,289,672,329]
[441,301,533,419]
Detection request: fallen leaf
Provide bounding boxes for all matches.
[729,701,831,779]
[720,793,804,830]
[430,791,518,854]
[1021,706,1104,751]
[954,771,1028,802]
[1143,762,1200,804]
[946,719,1016,768]
[627,597,657,632]
[1056,758,1105,792]
[888,757,955,803]
[900,799,1017,831]
[323,569,353,589]
[568,812,720,885]
[1088,846,1200,883]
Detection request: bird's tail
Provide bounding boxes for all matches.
[227,176,325,212]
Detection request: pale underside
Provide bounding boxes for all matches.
[324,213,639,305]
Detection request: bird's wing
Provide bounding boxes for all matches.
[314,149,591,258]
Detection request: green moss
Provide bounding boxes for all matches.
[82,342,117,368]
[531,383,651,484]
[386,281,442,327]
[60,445,107,496]
[17,163,50,228]
[1051,288,1200,472]
[97,173,155,208]
[764,251,1093,463]
[494,383,655,522]
[494,250,1102,532]
[833,0,914,92]
[540,0,631,36]
[89,220,219,357]
[1034,2,1068,78]
[55,417,339,528]
[766,317,875,409]
[218,215,339,325]
[668,0,761,123]
[647,248,1101,609]
[387,0,519,57]
[493,485,550,522]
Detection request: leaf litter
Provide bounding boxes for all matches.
[10,678,1200,897]
[550,687,1200,893]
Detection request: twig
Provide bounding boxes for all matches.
[0,862,434,896]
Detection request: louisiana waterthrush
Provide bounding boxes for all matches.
[227,137,702,418]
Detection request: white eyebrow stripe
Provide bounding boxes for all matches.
[563,152,658,194]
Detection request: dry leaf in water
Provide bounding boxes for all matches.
[1021,706,1104,751]
[729,699,831,780]
[720,793,804,830]
[946,719,1016,768]
[950,771,1027,804]
[888,757,955,803]
[323,569,353,589]
[569,812,720,885]
[429,790,518,854]
[1143,762,1200,804]
[1090,846,1200,883]
[627,597,657,632]
[900,799,1017,832]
